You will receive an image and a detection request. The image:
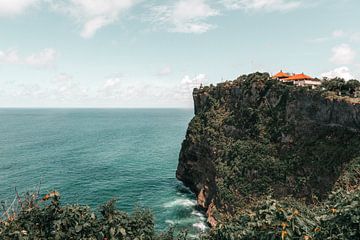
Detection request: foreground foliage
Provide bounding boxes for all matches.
[1,188,359,239]
[204,188,360,240]
[0,192,189,240]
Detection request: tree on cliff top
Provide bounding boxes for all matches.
[322,77,360,96]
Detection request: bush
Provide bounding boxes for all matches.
[321,77,360,97]
[0,191,162,240]
[316,188,360,240]
[204,197,319,240]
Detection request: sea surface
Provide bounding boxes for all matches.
[0,109,207,234]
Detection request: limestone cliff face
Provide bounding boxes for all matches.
[176,73,360,227]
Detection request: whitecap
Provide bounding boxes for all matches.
[163,198,197,208]
[191,210,207,221]
[191,210,203,217]
[165,220,175,225]
[192,222,208,232]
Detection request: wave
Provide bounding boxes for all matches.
[163,198,197,208]
[165,219,175,225]
[191,210,206,221]
[192,222,208,232]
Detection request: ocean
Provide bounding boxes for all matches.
[0,108,207,234]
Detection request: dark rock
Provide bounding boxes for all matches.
[176,72,360,227]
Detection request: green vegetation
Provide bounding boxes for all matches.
[179,72,360,239]
[3,188,358,239]
[190,73,360,205]
[321,77,360,97]
[0,191,190,240]
[203,188,360,240]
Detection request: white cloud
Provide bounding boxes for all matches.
[321,66,355,80]
[0,49,21,64]
[0,0,39,16]
[180,74,206,89]
[52,0,137,38]
[97,77,123,98]
[7,73,89,102]
[12,83,45,98]
[175,74,207,99]
[330,44,356,65]
[97,77,173,102]
[222,0,301,11]
[1,72,208,107]
[80,16,109,38]
[96,73,206,104]
[52,73,89,99]
[0,48,57,68]
[150,0,218,34]
[25,48,57,68]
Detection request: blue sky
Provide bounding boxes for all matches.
[0,0,359,108]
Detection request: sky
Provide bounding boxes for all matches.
[0,0,359,108]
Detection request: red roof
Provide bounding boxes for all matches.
[272,71,290,79]
[286,73,313,81]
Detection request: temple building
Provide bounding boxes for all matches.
[272,71,321,89]
[272,70,290,80]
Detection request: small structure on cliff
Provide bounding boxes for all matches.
[272,70,291,80]
[273,71,321,89]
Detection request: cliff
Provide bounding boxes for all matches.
[176,72,360,228]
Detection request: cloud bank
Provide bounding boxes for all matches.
[321,67,355,81]
[0,48,57,68]
[1,73,207,107]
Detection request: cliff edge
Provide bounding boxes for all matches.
[176,72,360,229]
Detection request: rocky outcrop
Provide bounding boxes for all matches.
[176,72,360,227]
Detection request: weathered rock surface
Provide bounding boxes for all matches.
[176,72,360,227]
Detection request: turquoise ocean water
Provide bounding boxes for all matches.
[0,109,207,234]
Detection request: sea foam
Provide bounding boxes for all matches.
[191,210,206,220]
[192,222,208,232]
[165,219,175,225]
[163,198,197,208]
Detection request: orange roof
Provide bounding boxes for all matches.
[286,73,313,81]
[272,71,290,79]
